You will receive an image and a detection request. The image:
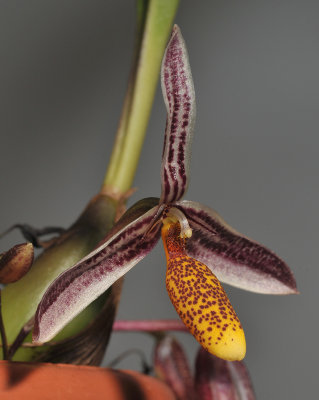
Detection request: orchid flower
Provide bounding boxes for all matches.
[33,26,297,361]
[154,335,256,400]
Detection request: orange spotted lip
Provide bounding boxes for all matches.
[163,221,246,361]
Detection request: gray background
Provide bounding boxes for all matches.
[0,1,318,399]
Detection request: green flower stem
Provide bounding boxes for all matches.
[104,0,149,191]
[102,0,180,198]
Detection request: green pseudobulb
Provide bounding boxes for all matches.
[1,194,117,362]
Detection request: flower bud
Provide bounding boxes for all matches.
[154,335,198,400]
[195,347,255,400]
[0,243,34,283]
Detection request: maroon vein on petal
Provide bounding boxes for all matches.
[33,199,161,343]
[154,336,198,400]
[160,25,196,204]
[195,347,256,400]
[227,360,256,400]
[176,200,297,295]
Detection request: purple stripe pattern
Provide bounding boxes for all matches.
[154,336,198,400]
[33,203,161,343]
[195,347,256,400]
[176,200,297,294]
[160,25,196,204]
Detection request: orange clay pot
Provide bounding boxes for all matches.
[0,360,176,400]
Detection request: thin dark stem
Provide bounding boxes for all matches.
[0,291,9,360]
[108,348,151,374]
[7,316,34,360]
[0,224,64,248]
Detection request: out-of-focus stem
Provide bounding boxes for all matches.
[102,0,180,198]
[0,292,8,360]
[7,317,34,360]
[108,348,151,373]
[113,319,187,332]
[103,0,149,195]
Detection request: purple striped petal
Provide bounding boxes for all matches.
[33,198,161,343]
[176,200,297,295]
[154,336,198,400]
[160,25,196,204]
[195,347,256,400]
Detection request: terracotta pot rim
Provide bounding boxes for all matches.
[0,360,176,400]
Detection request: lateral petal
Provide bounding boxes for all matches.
[160,25,196,204]
[177,200,297,295]
[33,198,160,343]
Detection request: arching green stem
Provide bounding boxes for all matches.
[102,0,180,198]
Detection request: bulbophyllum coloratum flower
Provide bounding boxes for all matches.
[33,26,297,361]
[154,335,256,400]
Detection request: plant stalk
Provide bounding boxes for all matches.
[102,0,180,198]
[113,319,187,332]
[0,292,8,360]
